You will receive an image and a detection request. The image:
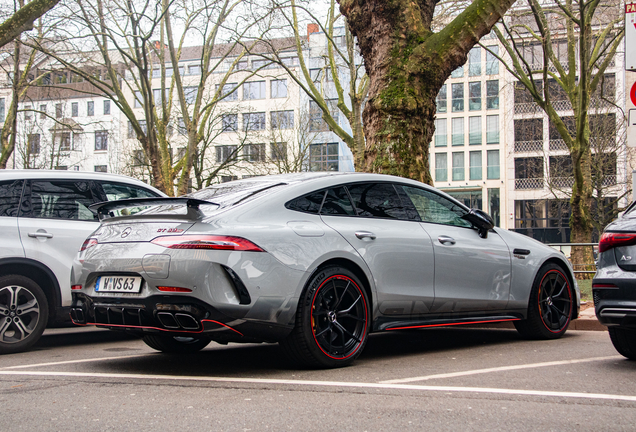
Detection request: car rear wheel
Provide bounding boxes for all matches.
[280,266,370,368]
[142,334,211,353]
[0,275,49,354]
[608,327,636,360]
[514,264,573,339]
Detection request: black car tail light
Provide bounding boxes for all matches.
[598,232,636,253]
[151,235,264,252]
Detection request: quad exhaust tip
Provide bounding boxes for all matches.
[157,311,200,330]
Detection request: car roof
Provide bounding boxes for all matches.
[0,169,165,195]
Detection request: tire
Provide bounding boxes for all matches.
[608,327,636,360]
[142,334,211,353]
[280,265,370,368]
[0,275,49,354]
[514,263,573,340]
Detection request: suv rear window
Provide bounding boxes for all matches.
[0,180,23,217]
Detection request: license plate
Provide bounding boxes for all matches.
[95,276,143,293]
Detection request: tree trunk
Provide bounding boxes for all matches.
[339,0,516,183]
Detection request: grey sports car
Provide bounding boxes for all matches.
[70,172,579,367]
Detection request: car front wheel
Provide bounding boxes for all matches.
[608,326,636,360]
[514,264,573,340]
[0,275,49,354]
[280,266,370,368]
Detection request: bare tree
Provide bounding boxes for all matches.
[0,0,59,49]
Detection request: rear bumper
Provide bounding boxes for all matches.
[593,278,636,329]
[71,292,292,343]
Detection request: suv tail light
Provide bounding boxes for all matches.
[80,238,98,252]
[598,232,636,253]
[151,235,264,252]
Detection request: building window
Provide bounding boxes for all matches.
[469,82,481,111]
[55,103,62,118]
[271,110,294,129]
[216,145,238,163]
[188,65,201,75]
[55,166,67,170]
[469,116,481,145]
[271,142,287,161]
[39,104,46,119]
[87,101,94,116]
[451,117,464,146]
[243,112,266,131]
[488,188,500,226]
[221,114,237,132]
[28,134,40,154]
[0,98,4,122]
[184,86,198,104]
[485,46,499,75]
[486,80,499,110]
[436,85,447,113]
[486,115,499,144]
[55,132,72,151]
[216,83,238,101]
[243,81,266,100]
[451,83,464,112]
[133,150,146,166]
[221,175,238,183]
[71,102,78,117]
[103,100,110,115]
[515,157,544,189]
[487,150,500,179]
[134,91,142,108]
[245,144,266,162]
[94,165,107,172]
[24,105,32,120]
[310,143,339,171]
[271,79,288,98]
[435,153,447,182]
[450,66,463,78]
[95,130,108,151]
[468,47,481,76]
[309,100,338,132]
[469,150,482,180]
[178,117,187,136]
[435,119,447,147]
[452,152,464,181]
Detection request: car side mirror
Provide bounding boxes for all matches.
[462,209,495,239]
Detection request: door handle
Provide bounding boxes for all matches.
[355,231,376,240]
[28,231,54,239]
[438,235,455,245]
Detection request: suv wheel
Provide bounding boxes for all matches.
[0,275,49,354]
[608,327,636,360]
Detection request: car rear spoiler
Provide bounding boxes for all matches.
[89,197,218,221]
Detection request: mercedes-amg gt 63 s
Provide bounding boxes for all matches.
[70,173,579,368]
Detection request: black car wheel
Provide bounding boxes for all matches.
[0,275,49,354]
[281,266,370,368]
[514,264,573,339]
[142,334,211,353]
[608,327,636,360]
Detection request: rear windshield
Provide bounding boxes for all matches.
[186,181,286,207]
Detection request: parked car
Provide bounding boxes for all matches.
[0,170,165,354]
[70,172,579,368]
[593,203,636,359]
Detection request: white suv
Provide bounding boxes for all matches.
[0,170,164,354]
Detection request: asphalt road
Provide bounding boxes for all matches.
[0,326,635,431]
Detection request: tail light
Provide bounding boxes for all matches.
[151,235,264,252]
[80,238,98,252]
[598,232,636,253]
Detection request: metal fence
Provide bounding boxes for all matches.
[548,242,597,275]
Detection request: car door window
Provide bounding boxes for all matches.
[346,182,409,220]
[0,180,23,217]
[320,187,356,216]
[30,180,96,221]
[400,185,472,228]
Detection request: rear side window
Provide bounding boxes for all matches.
[285,190,325,214]
[29,180,96,221]
[346,183,410,220]
[321,187,356,215]
[0,180,23,217]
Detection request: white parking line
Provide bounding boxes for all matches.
[0,370,635,402]
[380,355,622,384]
[0,354,151,370]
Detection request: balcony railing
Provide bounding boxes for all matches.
[549,139,568,151]
[514,102,542,114]
[515,177,544,189]
[514,140,543,152]
[550,176,574,188]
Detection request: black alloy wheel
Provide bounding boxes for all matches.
[281,266,370,368]
[515,263,573,339]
